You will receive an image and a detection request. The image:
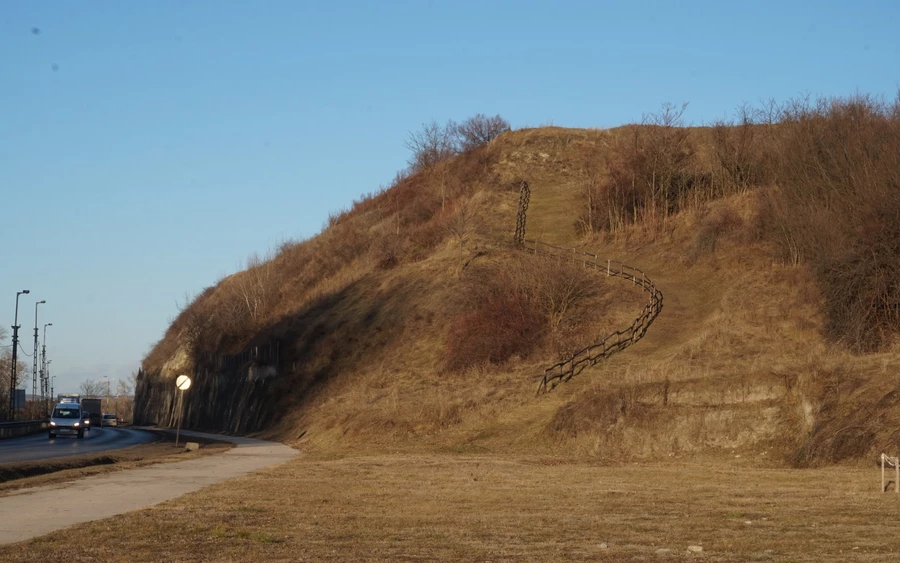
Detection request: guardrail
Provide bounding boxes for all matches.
[0,420,47,439]
[522,239,663,394]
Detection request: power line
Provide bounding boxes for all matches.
[17,343,32,357]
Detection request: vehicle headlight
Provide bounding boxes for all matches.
[49,421,56,426]
[73,422,80,427]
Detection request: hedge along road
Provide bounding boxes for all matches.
[0,430,299,545]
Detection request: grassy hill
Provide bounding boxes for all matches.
[138,94,900,467]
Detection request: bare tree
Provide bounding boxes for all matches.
[454,114,510,151]
[225,252,282,331]
[446,200,480,273]
[115,375,136,420]
[640,102,694,214]
[80,378,105,397]
[405,120,458,172]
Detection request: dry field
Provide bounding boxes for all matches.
[5,452,900,562]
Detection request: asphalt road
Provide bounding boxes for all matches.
[0,430,299,545]
[0,427,155,464]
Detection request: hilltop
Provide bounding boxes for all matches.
[138,95,900,467]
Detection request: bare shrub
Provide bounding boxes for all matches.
[444,256,599,371]
[232,252,282,327]
[454,114,510,151]
[405,120,458,173]
[692,204,744,256]
[771,93,900,350]
[527,257,599,331]
[445,289,545,371]
[578,103,702,234]
[573,145,605,235]
[710,103,770,193]
[373,234,411,270]
[446,200,480,272]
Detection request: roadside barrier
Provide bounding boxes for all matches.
[0,420,47,439]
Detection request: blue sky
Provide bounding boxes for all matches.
[1,0,897,395]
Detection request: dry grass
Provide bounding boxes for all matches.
[7,452,900,562]
[144,104,900,467]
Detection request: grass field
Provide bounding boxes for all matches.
[6,452,900,562]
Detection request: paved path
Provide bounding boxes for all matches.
[0,429,299,545]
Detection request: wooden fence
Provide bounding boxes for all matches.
[522,239,664,394]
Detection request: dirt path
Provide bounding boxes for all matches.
[0,430,298,545]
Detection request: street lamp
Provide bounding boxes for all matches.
[41,323,52,414]
[33,300,46,412]
[50,372,55,402]
[102,375,110,414]
[9,289,30,421]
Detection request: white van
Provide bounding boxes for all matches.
[49,402,85,439]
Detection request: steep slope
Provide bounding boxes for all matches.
[138,117,900,466]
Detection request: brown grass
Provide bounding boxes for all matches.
[142,93,900,469]
[6,452,900,562]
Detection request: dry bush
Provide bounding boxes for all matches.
[692,203,744,256]
[769,93,900,351]
[405,120,458,173]
[444,256,600,371]
[444,289,545,371]
[578,104,710,234]
[454,114,510,151]
[710,103,773,193]
[372,234,411,270]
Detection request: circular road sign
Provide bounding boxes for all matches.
[176,375,192,390]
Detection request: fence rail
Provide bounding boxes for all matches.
[522,239,664,394]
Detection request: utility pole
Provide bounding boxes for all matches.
[41,323,52,416]
[103,375,110,414]
[9,289,30,421]
[33,300,45,414]
[49,370,55,404]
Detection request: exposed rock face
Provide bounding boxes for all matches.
[134,363,279,433]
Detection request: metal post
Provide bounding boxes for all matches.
[103,376,110,414]
[174,389,184,447]
[41,323,51,416]
[9,289,29,420]
[33,300,45,415]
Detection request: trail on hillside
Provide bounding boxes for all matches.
[514,182,663,393]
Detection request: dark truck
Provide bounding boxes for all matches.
[81,398,103,430]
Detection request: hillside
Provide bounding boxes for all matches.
[137,95,900,467]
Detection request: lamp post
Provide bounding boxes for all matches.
[41,323,52,415]
[32,300,46,414]
[50,373,55,403]
[102,375,110,414]
[9,289,30,421]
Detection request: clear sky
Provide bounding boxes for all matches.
[1,0,897,395]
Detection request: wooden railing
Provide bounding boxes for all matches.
[522,239,663,394]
